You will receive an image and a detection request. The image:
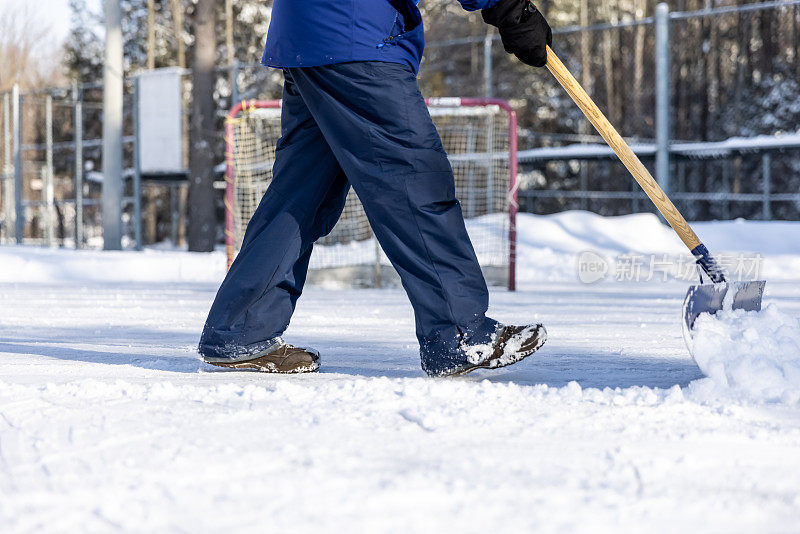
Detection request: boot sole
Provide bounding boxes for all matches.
[207,358,320,374]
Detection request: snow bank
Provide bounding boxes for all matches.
[690,304,800,404]
[692,219,800,255]
[515,211,800,258]
[2,211,799,284]
[514,211,800,283]
[517,211,684,255]
[0,246,227,284]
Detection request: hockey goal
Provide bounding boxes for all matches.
[225,98,518,290]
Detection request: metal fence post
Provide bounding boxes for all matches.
[580,163,589,210]
[465,125,477,217]
[170,184,179,245]
[103,0,124,250]
[2,92,11,242]
[40,168,50,245]
[722,159,731,220]
[232,60,241,106]
[73,81,84,249]
[485,114,495,213]
[44,94,55,246]
[12,84,23,243]
[483,31,493,99]
[133,76,143,250]
[655,3,671,196]
[762,152,771,220]
[374,236,383,288]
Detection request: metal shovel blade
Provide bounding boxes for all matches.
[681,280,766,351]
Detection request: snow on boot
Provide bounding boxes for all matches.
[207,342,320,374]
[450,324,547,377]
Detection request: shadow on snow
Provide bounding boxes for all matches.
[0,326,703,389]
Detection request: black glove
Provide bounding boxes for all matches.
[482,0,552,68]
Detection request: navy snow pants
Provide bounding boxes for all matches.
[199,62,498,376]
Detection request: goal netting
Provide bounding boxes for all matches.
[225,98,518,290]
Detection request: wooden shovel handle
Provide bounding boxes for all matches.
[544,45,701,252]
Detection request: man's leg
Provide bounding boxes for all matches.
[199,71,350,362]
[286,62,498,376]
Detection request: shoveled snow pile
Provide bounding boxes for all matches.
[690,304,800,404]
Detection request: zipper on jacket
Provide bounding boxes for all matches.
[377,33,409,48]
[378,13,405,48]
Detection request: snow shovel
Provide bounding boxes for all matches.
[543,45,766,355]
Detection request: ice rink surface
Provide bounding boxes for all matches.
[2,213,800,532]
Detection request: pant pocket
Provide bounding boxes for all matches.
[368,124,451,175]
[405,171,458,214]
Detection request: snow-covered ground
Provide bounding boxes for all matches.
[1,211,800,532]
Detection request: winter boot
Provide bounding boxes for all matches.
[448,323,547,377]
[207,341,320,373]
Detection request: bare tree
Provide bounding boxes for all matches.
[0,3,58,90]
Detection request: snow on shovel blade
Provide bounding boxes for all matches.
[681,280,766,351]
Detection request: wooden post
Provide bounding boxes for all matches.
[172,0,186,68]
[225,0,236,106]
[147,0,156,70]
[187,0,217,252]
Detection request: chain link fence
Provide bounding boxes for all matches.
[418,0,800,221]
[2,1,799,248]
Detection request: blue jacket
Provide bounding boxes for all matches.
[262,0,500,74]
